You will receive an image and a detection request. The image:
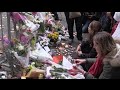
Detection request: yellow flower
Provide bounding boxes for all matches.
[54,32,59,35]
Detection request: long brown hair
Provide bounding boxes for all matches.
[93,31,116,55]
[89,20,102,44]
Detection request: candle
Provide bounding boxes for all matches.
[61,43,65,46]
[21,76,26,79]
[67,49,70,52]
[65,45,69,48]
[63,52,65,54]
[71,51,73,52]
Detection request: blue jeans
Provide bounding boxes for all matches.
[82,20,91,33]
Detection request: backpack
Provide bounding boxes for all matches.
[99,15,112,33]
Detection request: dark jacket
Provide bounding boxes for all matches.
[79,40,97,59]
[83,12,102,21]
[99,12,113,33]
[84,44,120,79]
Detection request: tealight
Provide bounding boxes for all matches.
[21,76,26,79]
[64,50,67,52]
[71,51,73,52]
[65,45,69,48]
[61,43,65,46]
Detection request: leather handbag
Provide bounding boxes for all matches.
[69,12,81,19]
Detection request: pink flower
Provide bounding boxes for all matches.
[11,12,26,22]
[20,34,29,45]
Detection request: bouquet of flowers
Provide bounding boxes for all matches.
[12,38,28,57]
[54,20,63,31]
[47,32,59,43]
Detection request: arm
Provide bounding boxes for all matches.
[77,68,97,79]
[79,48,97,58]
[76,44,81,52]
[84,72,97,79]
[86,58,96,64]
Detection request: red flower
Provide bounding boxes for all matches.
[27,29,31,32]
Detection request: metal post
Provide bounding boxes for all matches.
[13,22,17,38]
[7,12,11,48]
[0,13,4,51]
[7,12,14,76]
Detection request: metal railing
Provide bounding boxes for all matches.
[0,12,21,77]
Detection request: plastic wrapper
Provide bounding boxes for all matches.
[24,19,40,32]
[112,22,120,42]
[112,12,120,43]
[13,51,30,68]
[113,12,120,21]
[30,42,53,62]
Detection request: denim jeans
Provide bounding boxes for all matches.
[82,20,91,33]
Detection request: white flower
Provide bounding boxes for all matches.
[22,25,27,30]
[34,19,40,23]
[18,44,24,51]
[16,25,19,31]
[31,62,35,65]
[1,75,6,79]
[39,19,44,23]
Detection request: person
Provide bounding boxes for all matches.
[75,31,120,79]
[51,12,59,21]
[99,12,114,33]
[82,12,102,33]
[64,12,83,44]
[76,20,102,59]
[75,20,102,71]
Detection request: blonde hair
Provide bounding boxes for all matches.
[93,31,116,55]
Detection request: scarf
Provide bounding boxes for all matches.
[88,56,104,77]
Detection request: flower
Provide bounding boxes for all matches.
[22,25,27,30]
[18,44,24,51]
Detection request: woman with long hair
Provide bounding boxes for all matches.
[75,31,120,79]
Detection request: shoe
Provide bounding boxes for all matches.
[68,39,73,45]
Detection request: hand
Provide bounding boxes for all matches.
[68,69,78,76]
[74,59,86,65]
[76,44,81,52]
[77,51,82,56]
[76,67,86,75]
[72,65,86,75]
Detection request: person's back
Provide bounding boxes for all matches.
[99,44,120,79]
[99,12,114,33]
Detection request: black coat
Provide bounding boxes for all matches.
[79,40,97,59]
